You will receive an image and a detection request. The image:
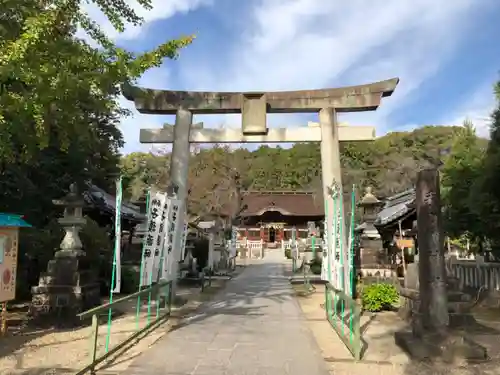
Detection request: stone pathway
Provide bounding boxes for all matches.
[123,250,331,375]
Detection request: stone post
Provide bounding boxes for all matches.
[168,109,193,296]
[416,168,449,332]
[395,169,487,363]
[320,108,349,293]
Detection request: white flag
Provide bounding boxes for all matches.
[140,191,167,287]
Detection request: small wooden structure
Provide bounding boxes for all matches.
[374,189,417,276]
[0,213,31,335]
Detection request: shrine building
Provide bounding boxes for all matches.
[235,191,324,248]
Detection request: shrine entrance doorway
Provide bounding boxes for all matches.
[269,227,276,244]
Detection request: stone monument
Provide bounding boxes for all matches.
[31,184,100,325]
[355,187,390,278]
[395,169,487,364]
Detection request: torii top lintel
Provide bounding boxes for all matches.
[122,78,399,115]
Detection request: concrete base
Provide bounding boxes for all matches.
[394,330,488,364]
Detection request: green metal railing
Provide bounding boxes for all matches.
[324,282,362,360]
[75,280,172,375]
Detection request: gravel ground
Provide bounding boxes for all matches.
[0,274,239,375]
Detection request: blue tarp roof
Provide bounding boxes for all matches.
[0,213,32,228]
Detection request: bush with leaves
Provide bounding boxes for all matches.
[191,237,209,270]
[309,258,322,275]
[361,283,399,312]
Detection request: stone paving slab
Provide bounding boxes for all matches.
[122,250,330,375]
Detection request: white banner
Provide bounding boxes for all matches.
[321,217,329,281]
[113,177,123,293]
[152,197,170,283]
[230,227,237,257]
[140,191,167,287]
[179,213,188,262]
[162,197,181,280]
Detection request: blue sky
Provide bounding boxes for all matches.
[82,0,500,154]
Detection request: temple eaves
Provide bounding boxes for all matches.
[122,78,399,115]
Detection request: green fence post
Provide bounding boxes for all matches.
[136,191,150,330]
[89,314,99,374]
[332,195,339,322]
[349,185,356,341]
[105,176,122,353]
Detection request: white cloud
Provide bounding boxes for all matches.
[80,0,212,41]
[440,81,497,138]
[120,0,496,153]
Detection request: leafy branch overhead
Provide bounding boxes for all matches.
[0,0,193,161]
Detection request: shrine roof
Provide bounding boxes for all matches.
[0,213,32,228]
[241,191,324,217]
[374,188,415,227]
[83,185,146,223]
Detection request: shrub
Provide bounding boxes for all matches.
[361,283,399,312]
[120,265,141,294]
[191,238,209,270]
[309,259,322,275]
[284,248,292,259]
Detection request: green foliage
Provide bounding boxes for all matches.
[191,238,209,270]
[0,0,193,161]
[470,80,500,255]
[121,126,473,224]
[284,248,292,259]
[120,265,141,294]
[361,283,399,312]
[80,217,113,260]
[441,120,485,241]
[309,258,322,275]
[0,0,194,229]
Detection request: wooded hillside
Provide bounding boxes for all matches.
[121,125,486,201]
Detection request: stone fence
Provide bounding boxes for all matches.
[450,258,500,291]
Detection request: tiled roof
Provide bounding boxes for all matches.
[241,191,324,217]
[83,184,146,223]
[374,188,415,227]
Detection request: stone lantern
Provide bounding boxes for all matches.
[31,184,100,325]
[355,187,388,277]
[53,183,87,257]
[358,187,384,239]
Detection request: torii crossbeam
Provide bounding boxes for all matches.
[123,77,399,294]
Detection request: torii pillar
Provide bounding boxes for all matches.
[123,78,399,293]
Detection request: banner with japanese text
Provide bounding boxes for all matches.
[140,190,167,286]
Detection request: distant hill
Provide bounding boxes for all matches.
[121,125,487,202]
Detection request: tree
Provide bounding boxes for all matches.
[441,120,484,242]
[470,80,500,252]
[121,125,484,226]
[121,152,170,201]
[0,0,193,162]
[0,0,194,223]
[187,145,245,224]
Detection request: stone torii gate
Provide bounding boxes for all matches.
[123,78,399,293]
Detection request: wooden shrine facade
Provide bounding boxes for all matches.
[234,191,324,247]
